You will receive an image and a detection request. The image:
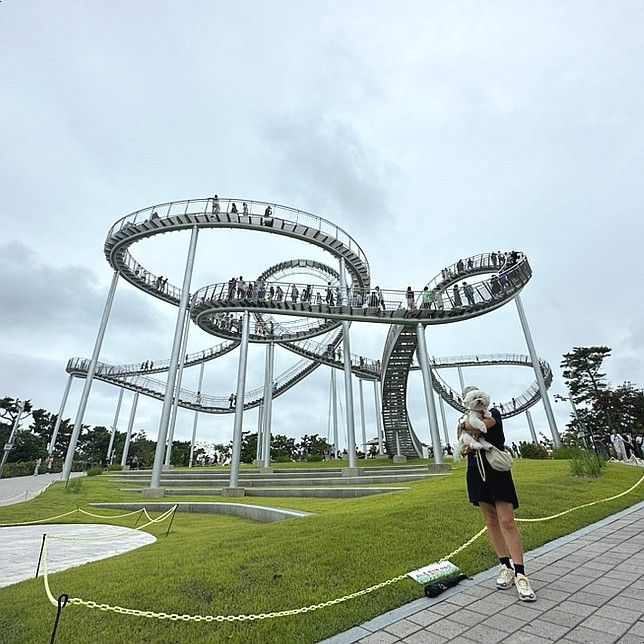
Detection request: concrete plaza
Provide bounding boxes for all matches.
[323,501,644,644]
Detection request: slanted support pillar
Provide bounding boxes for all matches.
[106,388,124,465]
[526,409,538,444]
[226,310,250,494]
[63,270,119,484]
[188,362,205,468]
[261,342,275,471]
[48,374,74,455]
[358,379,367,454]
[372,379,385,457]
[148,226,199,494]
[416,323,443,464]
[338,258,357,470]
[515,295,561,448]
[121,392,139,467]
[165,310,192,465]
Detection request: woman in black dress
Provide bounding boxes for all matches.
[461,386,536,602]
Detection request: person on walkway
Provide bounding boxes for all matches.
[375,286,385,310]
[211,195,220,215]
[452,283,462,308]
[325,282,335,306]
[406,287,416,310]
[611,430,628,460]
[634,434,643,459]
[462,281,475,306]
[420,286,432,309]
[460,386,536,602]
[33,458,42,475]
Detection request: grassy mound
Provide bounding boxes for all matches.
[0,461,642,643]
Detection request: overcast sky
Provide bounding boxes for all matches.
[1,1,643,451]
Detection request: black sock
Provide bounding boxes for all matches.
[514,564,525,576]
[499,557,512,569]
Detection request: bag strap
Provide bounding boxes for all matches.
[475,449,486,482]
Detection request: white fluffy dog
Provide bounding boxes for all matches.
[457,387,493,456]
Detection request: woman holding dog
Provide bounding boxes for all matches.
[460,385,536,602]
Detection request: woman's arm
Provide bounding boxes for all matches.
[462,416,496,432]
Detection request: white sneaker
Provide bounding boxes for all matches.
[496,565,514,590]
[515,573,536,602]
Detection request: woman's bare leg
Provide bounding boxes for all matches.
[479,502,509,557]
[495,501,524,565]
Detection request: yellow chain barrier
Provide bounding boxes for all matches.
[3,509,79,527]
[1,505,162,528]
[40,473,643,623]
[515,471,644,522]
[78,508,145,520]
[45,507,177,542]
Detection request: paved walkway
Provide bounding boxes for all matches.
[323,501,644,644]
[0,472,84,506]
[0,524,156,588]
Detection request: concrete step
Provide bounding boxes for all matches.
[118,473,448,487]
[122,487,409,498]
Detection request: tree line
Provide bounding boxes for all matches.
[0,396,333,473]
[560,346,644,442]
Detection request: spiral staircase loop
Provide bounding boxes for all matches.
[103,198,371,307]
[65,197,548,459]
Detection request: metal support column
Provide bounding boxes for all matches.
[188,362,205,468]
[515,295,561,448]
[150,226,199,490]
[338,258,357,467]
[63,270,119,483]
[106,388,124,464]
[526,410,538,444]
[229,310,250,488]
[121,392,139,467]
[416,323,443,464]
[262,342,275,469]
[438,394,449,448]
[0,401,24,479]
[372,379,385,456]
[165,310,191,465]
[256,403,264,463]
[48,374,73,455]
[331,369,339,456]
[457,366,466,393]
[358,379,367,454]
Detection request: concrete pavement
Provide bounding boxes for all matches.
[0,472,84,506]
[0,523,156,589]
[322,501,644,644]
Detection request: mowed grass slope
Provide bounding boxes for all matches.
[0,461,642,644]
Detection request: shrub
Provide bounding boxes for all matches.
[306,455,323,462]
[570,448,604,478]
[86,466,103,477]
[65,479,82,494]
[274,455,292,463]
[0,461,36,478]
[519,443,549,459]
[552,446,581,460]
[107,464,123,471]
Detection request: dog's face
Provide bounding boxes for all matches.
[464,389,490,411]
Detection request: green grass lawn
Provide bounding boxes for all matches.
[0,461,642,644]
